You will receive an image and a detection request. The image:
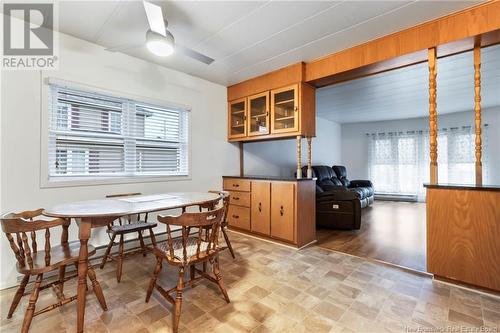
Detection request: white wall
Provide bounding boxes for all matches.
[0,32,239,288]
[242,117,341,177]
[341,107,500,184]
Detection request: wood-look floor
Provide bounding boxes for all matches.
[317,200,426,272]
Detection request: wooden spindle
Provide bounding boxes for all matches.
[22,232,33,268]
[306,137,313,178]
[61,220,69,244]
[6,233,23,263]
[31,231,37,253]
[182,227,188,262]
[45,228,51,265]
[428,47,438,184]
[296,135,302,179]
[474,44,482,185]
[16,233,25,259]
[165,224,175,259]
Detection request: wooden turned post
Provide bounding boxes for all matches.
[428,47,438,184]
[296,136,302,179]
[474,45,482,185]
[306,137,312,178]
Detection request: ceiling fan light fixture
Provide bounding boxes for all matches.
[146,30,174,57]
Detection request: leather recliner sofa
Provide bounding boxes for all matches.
[332,165,374,208]
[304,165,374,230]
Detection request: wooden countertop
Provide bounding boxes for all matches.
[423,183,500,192]
[223,175,316,182]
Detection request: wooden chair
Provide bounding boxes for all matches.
[100,193,158,282]
[145,205,230,333]
[1,209,107,333]
[183,191,235,259]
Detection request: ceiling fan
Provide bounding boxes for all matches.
[106,0,214,65]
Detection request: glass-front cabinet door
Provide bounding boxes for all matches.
[248,92,269,136]
[228,98,247,139]
[271,84,299,134]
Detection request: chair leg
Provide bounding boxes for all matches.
[173,267,184,333]
[211,255,230,303]
[116,234,124,282]
[7,274,29,319]
[145,257,162,303]
[58,265,66,295]
[100,233,116,269]
[87,263,108,311]
[190,264,195,288]
[21,274,42,333]
[149,228,157,248]
[221,226,236,259]
[138,231,147,257]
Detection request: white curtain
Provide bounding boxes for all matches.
[368,125,489,201]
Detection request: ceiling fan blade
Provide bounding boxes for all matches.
[105,43,143,52]
[143,0,166,36]
[176,44,214,65]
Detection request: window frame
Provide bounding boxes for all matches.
[40,77,192,188]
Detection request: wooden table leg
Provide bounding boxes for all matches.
[77,218,91,333]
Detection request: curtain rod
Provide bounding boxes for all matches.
[365,123,489,136]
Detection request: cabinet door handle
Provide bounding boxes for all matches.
[294,106,298,112]
[232,184,239,187]
[232,214,239,219]
[280,205,284,216]
[258,202,262,212]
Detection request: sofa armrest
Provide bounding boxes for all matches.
[350,180,373,188]
[317,189,358,201]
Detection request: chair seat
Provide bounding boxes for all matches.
[17,241,96,275]
[108,221,157,234]
[159,237,217,264]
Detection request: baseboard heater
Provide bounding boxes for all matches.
[375,193,418,202]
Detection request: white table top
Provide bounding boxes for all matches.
[44,192,221,218]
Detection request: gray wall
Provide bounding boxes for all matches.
[340,107,500,185]
[242,117,341,177]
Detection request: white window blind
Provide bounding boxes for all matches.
[48,84,189,181]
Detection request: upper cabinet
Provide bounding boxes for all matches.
[228,98,247,139]
[248,91,270,136]
[227,82,315,142]
[271,84,299,134]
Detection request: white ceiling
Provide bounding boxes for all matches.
[50,0,483,86]
[316,44,500,123]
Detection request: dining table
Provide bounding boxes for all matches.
[43,191,222,333]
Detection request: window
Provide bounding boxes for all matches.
[47,84,189,183]
[368,126,489,200]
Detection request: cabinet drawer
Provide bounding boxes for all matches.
[228,191,250,207]
[223,178,251,192]
[227,205,250,230]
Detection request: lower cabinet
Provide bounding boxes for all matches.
[223,177,315,247]
[270,182,295,242]
[251,181,271,235]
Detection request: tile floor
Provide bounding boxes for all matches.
[1,231,499,333]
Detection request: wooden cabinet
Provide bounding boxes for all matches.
[228,98,247,139]
[270,182,295,242]
[223,176,316,247]
[271,85,299,134]
[227,83,315,142]
[251,181,271,235]
[248,92,270,136]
